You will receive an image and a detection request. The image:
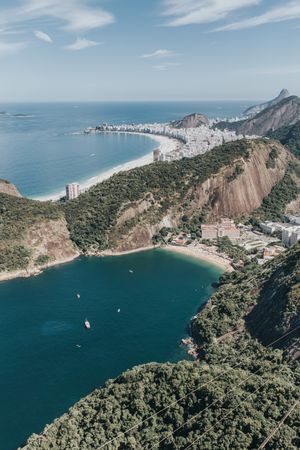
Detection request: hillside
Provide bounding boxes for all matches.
[244,89,290,118]
[0,179,21,197]
[170,112,209,128]
[0,139,297,279]
[217,96,300,136]
[64,139,292,254]
[0,194,78,280]
[268,120,300,159]
[21,245,300,450]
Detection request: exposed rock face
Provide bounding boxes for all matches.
[244,88,290,117]
[0,179,21,197]
[218,96,300,136]
[171,113,209,129]
[108,140,290,252]
[0,217,79,282]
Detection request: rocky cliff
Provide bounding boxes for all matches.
[218,96,300,136]
[244,88,290,117]
[170,112,209,128]
[0,179,21,197]
[64,139,293,254]
[0,195,79,281]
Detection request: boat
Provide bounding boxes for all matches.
[84,319,91,330]
[77,293,80,299]
[129,270,134,274]
[117,309,121,313]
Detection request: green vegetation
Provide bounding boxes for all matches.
[22,244,300,450]
[216,236,248,264]
[266,147,279,169]
[269,121,300,159]
[0,193,61,272]
[64,140,253,252]
[34,255,51,266]
[227,162,244,182]
[250,170,299,223]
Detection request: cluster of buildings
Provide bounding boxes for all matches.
[201,219,240,240]
[88,122,245,162]
[260,219,300,247]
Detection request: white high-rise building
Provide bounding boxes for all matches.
[66,183,80,200]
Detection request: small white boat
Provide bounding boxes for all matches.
[77,293,80,299]
[84,319,91,330]
[117,309,121,313]
[129,270,134,274]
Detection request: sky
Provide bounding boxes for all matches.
[0,0,300,102]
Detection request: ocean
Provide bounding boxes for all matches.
[0,101,252,198]
[0,101,245,449]
[0,250,222,450]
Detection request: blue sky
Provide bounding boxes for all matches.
[0,0,300,101]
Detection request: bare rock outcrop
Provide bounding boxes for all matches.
[0,179,21,197]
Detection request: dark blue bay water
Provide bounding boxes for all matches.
[0,101,252,198]
[0,249,222,450]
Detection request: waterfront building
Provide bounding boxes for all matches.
[153,149,161,162]
[201,218,240,240]
[66,183,80,200]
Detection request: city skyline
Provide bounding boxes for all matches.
[0,0,300,102]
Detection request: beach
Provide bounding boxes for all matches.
[99,243,233,272]
[163,244,234,272]
[33,133,179,202]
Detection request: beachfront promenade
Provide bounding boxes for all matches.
[85,121,245,161]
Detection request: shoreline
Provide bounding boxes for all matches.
[0,243,232,283]
[163,244,233,272]
[32,133,179,202]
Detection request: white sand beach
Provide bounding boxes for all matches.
[33,133,179,202]
[163,244,234,272]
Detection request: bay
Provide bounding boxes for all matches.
[0,249,222,450]
[0,101,252,198]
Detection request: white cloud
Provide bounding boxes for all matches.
[215,1,300,31]
[0,40,26,56]
[162,0,261,26]
[0,0,115,33]
[153,62,180,71]
[141,49,177,58]
[65,37,102,51]
[34,30,52,43]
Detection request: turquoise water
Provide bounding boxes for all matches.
[0,101,252,198]
[0,249,222,450]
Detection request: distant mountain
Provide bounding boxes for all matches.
[217,96,300,136]
[170,112,209,128]
[244,89,291,117]
[268,120,300,159]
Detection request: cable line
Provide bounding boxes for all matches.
[98,324,300,449]
[257,400,299,449]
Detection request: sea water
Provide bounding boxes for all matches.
[0,101,252,198]
[0,250,222,450]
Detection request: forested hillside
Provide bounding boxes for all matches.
[22,244,300,450]
[64,139,291,254]
[268,121,300,159]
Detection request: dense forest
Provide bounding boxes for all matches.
[22,244,300,450]
[268,121,300,159]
